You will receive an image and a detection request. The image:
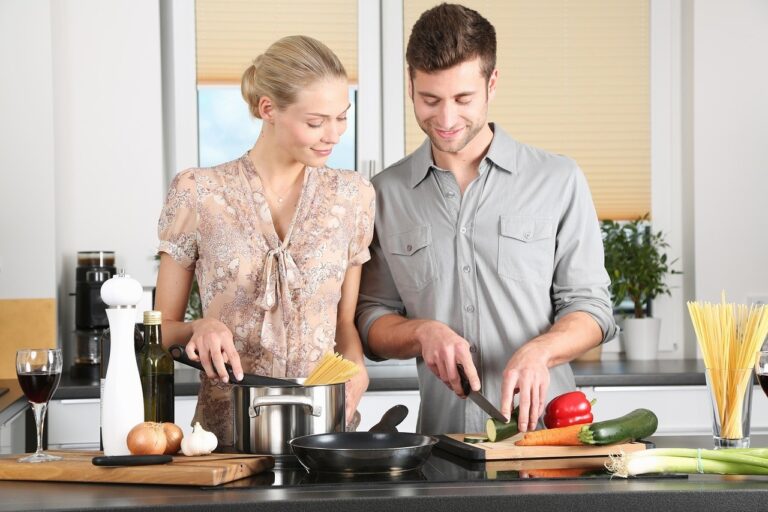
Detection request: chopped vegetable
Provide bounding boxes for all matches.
[463,435,488,444]
[515,424,586,446]
[578,408,658,445]
[543,391,596,429]
[608,448,768,477]
[485,407,519,442]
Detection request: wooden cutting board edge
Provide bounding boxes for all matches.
[440,433,648,461]
[0,451,275,487]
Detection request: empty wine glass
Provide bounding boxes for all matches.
[16,348,63,463]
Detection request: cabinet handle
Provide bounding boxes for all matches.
[58,399,101,405]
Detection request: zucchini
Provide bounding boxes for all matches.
[485,407,519,442]
[578,408,658,445]
[463,435,488,444]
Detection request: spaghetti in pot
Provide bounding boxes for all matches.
[304,352,360,386]
[688,294,768,439]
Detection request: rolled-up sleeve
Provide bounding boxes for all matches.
[355,229,406,361]
[552,165,617,342]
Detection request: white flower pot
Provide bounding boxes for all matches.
[621,317,661,360]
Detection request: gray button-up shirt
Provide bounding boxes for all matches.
[356,124,616,435]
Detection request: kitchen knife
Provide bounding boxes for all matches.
[169,344,302,387]
[457,364,509,423]
[92,455,172,467]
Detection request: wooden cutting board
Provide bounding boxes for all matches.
[438,432,648,461]
[0,451,274,486]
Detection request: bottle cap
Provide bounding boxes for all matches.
[143,310,162,325]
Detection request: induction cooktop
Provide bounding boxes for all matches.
[205,448,687,490]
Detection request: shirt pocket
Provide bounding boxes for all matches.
[497,215,555,284]
[386,225,437,292]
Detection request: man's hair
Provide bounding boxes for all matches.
[406,3,496,81]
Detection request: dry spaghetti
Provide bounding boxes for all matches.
[688,294,768,439]
[304,352,359,386]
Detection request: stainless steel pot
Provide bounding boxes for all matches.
[233,379,345,456]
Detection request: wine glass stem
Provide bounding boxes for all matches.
[31,402,48,456]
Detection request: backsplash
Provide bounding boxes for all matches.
[0,298,56,379]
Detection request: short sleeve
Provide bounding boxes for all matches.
[157,169,198,270]
[348,175,376,267]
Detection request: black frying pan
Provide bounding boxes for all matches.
[289,405,438,474]
[169,344,301,387]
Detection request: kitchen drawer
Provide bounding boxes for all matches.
[48,398,100,449]
[357,390,420,432]
[0,406,27,455]
[580,386,768,436]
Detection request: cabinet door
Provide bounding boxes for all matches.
[174,396,198,436]
[48,399,101,449]
[357,391,421,432]
[0,406,27,455]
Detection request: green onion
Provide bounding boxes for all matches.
[607,448,768,477]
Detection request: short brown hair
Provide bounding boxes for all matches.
[406,3,496,81]
[241,35,347,119]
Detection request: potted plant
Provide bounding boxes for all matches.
[601,214,679,360]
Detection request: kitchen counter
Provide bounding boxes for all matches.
[1,434,768,511]
[50,359,709,401]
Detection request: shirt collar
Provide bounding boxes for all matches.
[408,123,519,189]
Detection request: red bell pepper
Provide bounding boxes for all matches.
[543,391,596,429]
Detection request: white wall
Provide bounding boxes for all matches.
[693,0,768,305]
[0,0,57,299]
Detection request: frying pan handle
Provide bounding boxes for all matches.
[368,404,409,433]
[249,395,322,418]
[169,343,240,383]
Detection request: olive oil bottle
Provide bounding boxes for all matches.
[137,310,174,422]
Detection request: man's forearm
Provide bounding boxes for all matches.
[366,314,439,359]
[524,311,603,368]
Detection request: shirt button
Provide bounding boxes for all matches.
[406,244,413,252]
[469,345,478,353]
[462,265,471,273]
[446,191,456,198]
[465,305,475,313]
[460,227,467,234]
[524,231,532,240]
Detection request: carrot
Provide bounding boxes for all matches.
[520,468,588,479]
[514,424,586,446]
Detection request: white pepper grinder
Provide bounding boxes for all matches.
[100,270,144,455]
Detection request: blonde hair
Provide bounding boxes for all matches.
[241,35,347,119]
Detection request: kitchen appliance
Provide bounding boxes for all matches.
[70,251,115,380]
[289,405,438,474]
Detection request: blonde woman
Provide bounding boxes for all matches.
[155,36,374,445]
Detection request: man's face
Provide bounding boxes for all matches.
[410,58,497,155]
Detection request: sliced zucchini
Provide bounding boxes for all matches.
[463,435,488,444]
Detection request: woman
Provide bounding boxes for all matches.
[155,35,374,445]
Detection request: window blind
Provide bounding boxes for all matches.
[195,0,358,84]
[403,1,650,220]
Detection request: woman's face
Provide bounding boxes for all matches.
[270,77,350,168]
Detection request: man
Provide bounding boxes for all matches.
[355,3,616,435]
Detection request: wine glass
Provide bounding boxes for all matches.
[756,351,768,399]
[16,348,63,463]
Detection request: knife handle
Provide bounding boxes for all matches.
[92,455,172,467]
[457,364,471,397]
[169,344,239,382]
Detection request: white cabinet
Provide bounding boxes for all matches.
[357,391,421,433]
[0,406,27,455]
[579,385,768,436]
[48,396,198,450]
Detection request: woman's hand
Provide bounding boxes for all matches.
[344,365,369,427]
[186,317,244,384]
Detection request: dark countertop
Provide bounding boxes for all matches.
[1,434,768,512]
[50,359,709,401]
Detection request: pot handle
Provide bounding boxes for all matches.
[249,395,322,418]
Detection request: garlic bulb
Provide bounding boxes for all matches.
[180,422,218,456]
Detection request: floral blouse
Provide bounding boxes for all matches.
[157,154,375,444]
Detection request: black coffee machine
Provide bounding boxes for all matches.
[71,251,115,380]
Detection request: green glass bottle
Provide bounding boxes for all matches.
[138,310,174,423]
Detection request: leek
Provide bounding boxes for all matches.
[607,448,768,478]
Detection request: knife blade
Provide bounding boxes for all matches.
[457,364,508,423]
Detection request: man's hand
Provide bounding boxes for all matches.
[416,321,481,396]
[500,342,551,433]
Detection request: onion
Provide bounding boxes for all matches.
[127,422,167,455]
[162,423,184,455]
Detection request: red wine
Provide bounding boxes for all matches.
[18,372,61,403]
[758,374,768,397]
